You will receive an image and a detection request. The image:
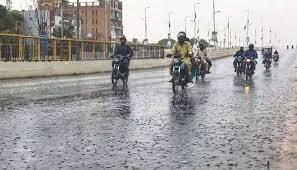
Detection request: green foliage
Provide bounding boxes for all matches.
[158,38,177,48]
[52,25,75,39]
[0,5,24,33]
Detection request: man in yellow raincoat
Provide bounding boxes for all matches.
[169,31,193,82]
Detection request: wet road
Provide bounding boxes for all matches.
[1,49,297,169]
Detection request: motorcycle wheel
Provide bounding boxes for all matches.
[236,67,240,76]
[111,69,118,87]
[172,73,179,93]
[201,72,206,79]
[122,76,128,88]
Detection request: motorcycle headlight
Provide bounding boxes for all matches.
[246,59,251,62]
[174,59,180,63]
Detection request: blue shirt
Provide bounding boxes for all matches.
[243,49,258,59]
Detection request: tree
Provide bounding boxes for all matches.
[0,5,23,33]
[158,38,176,48]
[52,24,75,39]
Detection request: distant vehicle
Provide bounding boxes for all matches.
[273,53,279,63]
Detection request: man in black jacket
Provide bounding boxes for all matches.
[113,36,134,74]
[233,47,244,71]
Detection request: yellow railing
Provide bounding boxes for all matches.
[0,33,165,62]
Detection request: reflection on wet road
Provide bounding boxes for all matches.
[1,49,297,169]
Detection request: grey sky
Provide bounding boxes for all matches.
[1,0,297,45]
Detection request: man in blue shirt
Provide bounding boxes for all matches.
[243,44,258,71]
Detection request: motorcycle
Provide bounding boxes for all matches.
[235,56,244,76]
[170,56,188,93]
[111,55,129,87]
[263,57,271,72]
[244,58,254,83]
[192,57,207,81]
[273,54,279,63]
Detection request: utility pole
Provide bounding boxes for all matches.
[254,29,257,46]
[212,0,220,46]
[261,19,264,48]
[105,0,109,42]
[168,12,174,39]
[167,12,174,48]
[246,10,250,47]
[194,1,200,43]
[144,6,150,40]
[212,0,216,34]
[60,2,64,38]
[184,16,190,33]
[269,29,272,45]
[227,17,230,48]
[76,0,80,39]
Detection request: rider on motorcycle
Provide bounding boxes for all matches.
[169,32,193,82]
[243,44,258,72]
[196,44,211,74]
[112,36,133,74]
[233,47,244,72]
[263,49,272,65]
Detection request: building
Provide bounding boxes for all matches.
[64,0,123,41]
[37,0,123,41]
[110,0,123,40]
[38,0,62,10]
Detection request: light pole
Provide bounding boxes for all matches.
[212,0,221,46]
[227,16,231,48]
[60,2,64,38]
[184,16,190,33]
[194,1,200,42]
[76,0,80,39]
[144,6,150,40]
[168,12,174,39]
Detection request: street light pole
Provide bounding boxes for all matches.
[212,0,221,46]
[60,2,64,38]
[227,17,230,48]
[76,0,80,39]
[168,12,174,39]
[145,6,150,40]
[194,2,200,42]
[184,16,190,33]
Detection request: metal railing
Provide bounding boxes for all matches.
[0,33,165,62]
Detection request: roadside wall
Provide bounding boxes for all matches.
[0,50,236,79]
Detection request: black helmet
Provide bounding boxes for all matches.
[199,43,205,48]
[177,31,186,39]
[120,35,127,41]
[248,44,254,49]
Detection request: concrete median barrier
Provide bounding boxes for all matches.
[0,50,236,79]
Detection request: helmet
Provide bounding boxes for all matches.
[120,35,127,41]
[240,46,244,50]
[199,43,205,48]
[177,31,186,39]
[248,44,254,49]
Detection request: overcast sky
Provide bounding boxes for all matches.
[1,0,297,45]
